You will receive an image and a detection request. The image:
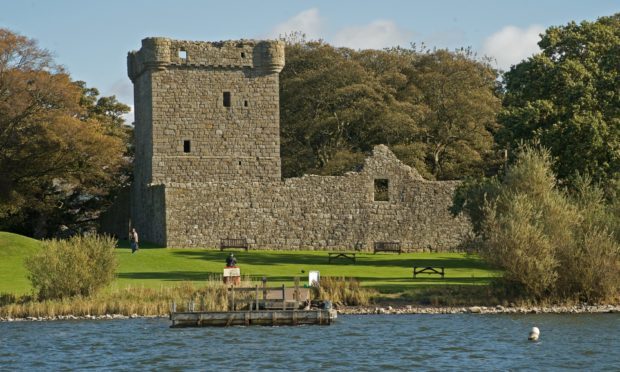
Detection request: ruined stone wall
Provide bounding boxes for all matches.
[164,146,471,251]
[102,37,474,249]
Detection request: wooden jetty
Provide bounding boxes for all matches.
[170,309,336,327]
[169,277,337,327]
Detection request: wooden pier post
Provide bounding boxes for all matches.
[294,277,300,309]
[281,284,286,310]
[231,286,235,311]
[255,285,259,311]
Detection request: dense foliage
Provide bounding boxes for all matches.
[0,29,131,238]
[461,146,619,302]
[499,14,620,191]
[25,234,118,300]
[280,39,502,180]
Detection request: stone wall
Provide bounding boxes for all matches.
[98,37,474,250]
[163,145,471,251]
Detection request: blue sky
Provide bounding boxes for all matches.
[2,0,618,121]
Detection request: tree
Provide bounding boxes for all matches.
[468,145,619,302]
[0,29,130,237]
[499,14,620,189]
[279,39,502,180]
[402,48,501,179]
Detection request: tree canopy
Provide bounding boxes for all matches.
[499,13,620,190]
[0,29,131,237]
[279,39,502,180]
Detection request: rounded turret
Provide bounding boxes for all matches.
[254,40,285,73]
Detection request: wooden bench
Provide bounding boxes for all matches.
[413,266,445,278]
[327,252,356,263]
[220,238,249,251]
[373,241,402,254]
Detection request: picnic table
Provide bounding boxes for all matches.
[413,266,445,278]
[327,252,356,263]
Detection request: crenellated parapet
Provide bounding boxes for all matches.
[127,37,285,82]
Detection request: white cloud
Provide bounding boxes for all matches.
[333,20,412,50]
[483,25,545,70]
[123,104,134,126]
[269,8,323,40]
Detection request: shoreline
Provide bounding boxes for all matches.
[1,304,619,322]
[338,304,620,315]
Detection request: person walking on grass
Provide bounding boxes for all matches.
[130,228,139,254]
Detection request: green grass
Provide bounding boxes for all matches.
[0,232,41,294]
[114,240,498,292]
[1,233,499,296]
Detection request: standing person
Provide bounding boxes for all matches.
[130,228,139,254]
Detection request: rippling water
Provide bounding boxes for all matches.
[1,314,619,370]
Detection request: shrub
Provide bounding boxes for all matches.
[478,145,620,303]
[25,234,118,300]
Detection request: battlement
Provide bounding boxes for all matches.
[127,37,285,82]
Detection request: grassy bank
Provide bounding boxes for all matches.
[112,239,497,293]
[1,232,502,316]
[0,232,40,294]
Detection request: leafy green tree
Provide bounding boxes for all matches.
[280,39,502,180]
[402,48,501,179]
[475,145,619,302]
[499,14,620,188]
[0,29,130,237]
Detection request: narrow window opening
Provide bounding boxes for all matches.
[223,92,231,107]
[241,52,246,58]
[374,179,389,201]
[183,140,191,153]
[178,49,187,60]
[244,100,248,107]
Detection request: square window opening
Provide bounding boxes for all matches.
[244,100,248,107]
[223,92,231,107]
[178,49,187,60]
[374,179,389,201]
[183,140,191,153]
[238,161,242,166]
[241,52,246,58]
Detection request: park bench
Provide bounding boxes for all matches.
[220,238,249,251]
[413,266,445,278]
[373,241,402,254]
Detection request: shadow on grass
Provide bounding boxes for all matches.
[117,271,217,282]
[116,239,164,250]
[169,250,491,270]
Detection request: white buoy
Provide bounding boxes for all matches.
[528,326,540,341]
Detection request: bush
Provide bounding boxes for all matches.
[25,235,118,300]
[477,145,620,303]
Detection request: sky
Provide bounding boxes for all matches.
[2,0,618,122]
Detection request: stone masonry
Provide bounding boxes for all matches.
[101,37,472,251]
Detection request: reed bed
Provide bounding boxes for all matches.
[0,276,259,319]
[314,276,376,306]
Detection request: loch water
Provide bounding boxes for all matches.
[1,314,619,370]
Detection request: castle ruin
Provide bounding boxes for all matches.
[101,37,472,250]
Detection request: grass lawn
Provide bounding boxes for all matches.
[1,232,499,296]
[0,232,41,295]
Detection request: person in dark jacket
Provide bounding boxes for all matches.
[226,253,237,267]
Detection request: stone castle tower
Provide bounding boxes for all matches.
[127,37,285,185]
[100,37,471,250]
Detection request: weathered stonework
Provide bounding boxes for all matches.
[101,37,472,251]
